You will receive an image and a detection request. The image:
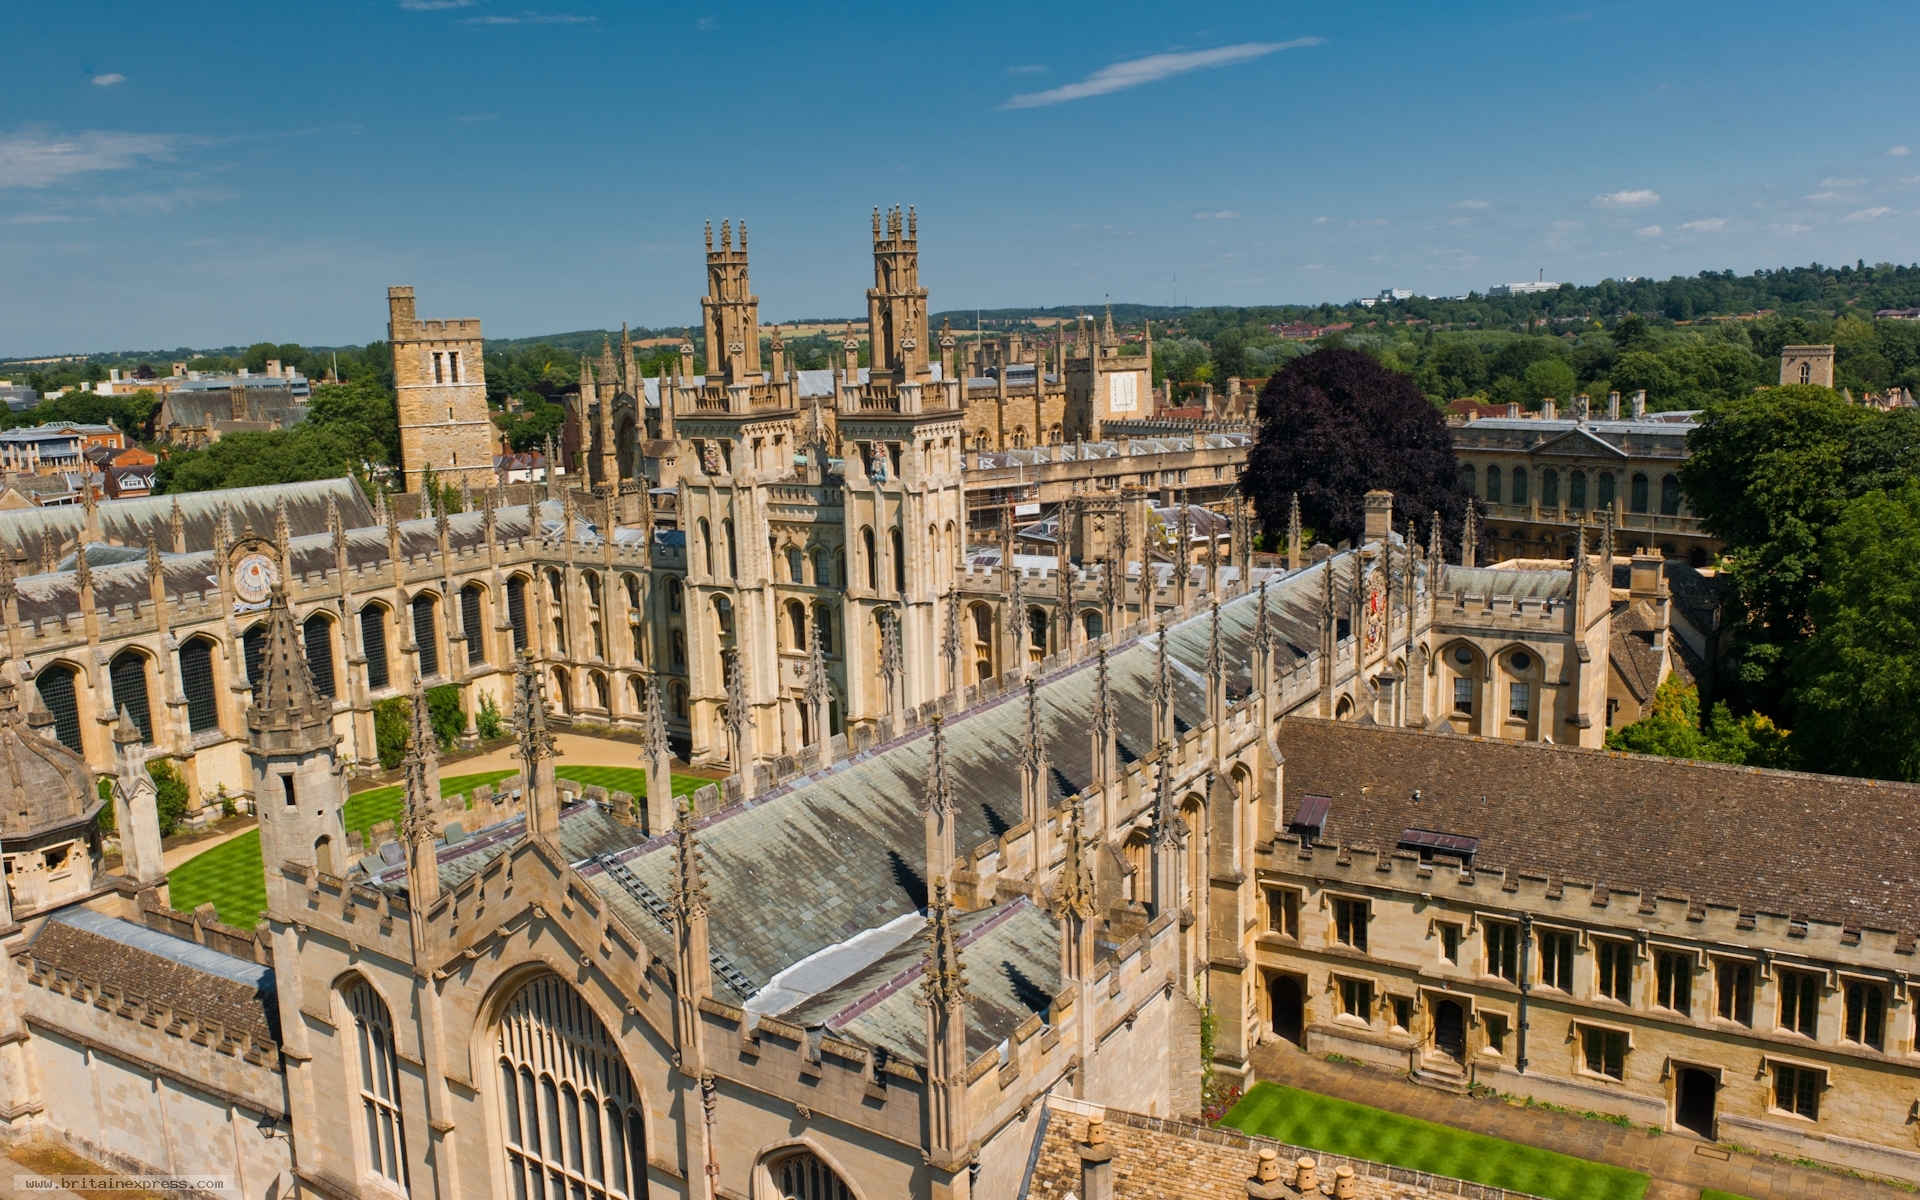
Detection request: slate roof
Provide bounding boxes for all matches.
[0,477,373,561]
[25,908,278,1044]
[1274,718,1920,937]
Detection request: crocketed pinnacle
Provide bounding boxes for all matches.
[401,677,437,846]
[247,584,332,752]
[921,713,955,817]
[918,878,967,1009]
[1054,793,1096,921]
[513,652,554,765]
[668,799,708,919]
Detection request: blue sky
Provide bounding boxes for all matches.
[5,1,1920,355]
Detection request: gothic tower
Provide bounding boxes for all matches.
[699,220,762,387]
[867,206,930,387]
[388,286,495,490]
[250,585,348,883]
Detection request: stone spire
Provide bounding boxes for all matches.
[1090,645,1116,790]
[1019,677,1048,875]
[668,797,712,1076]
[401,678,442,905]
[248,585,331,752]
[513,653,558,841]
[169,497,186,554]
[1252,579,1271,673]
[1173,502,1191,607]
[1287,492,1302,572]
[1460,503,1477,567]
[1147,742,1186,918]
[723,646,752,790]
[940,587,961,702]
[1428,510,1443,583]
[1007,552,1028,676]
[921,713,957,884]
[111,707,164,889]
[1053,792,1097,983]
[642,673,671,835]
[1150,617,1174,745]
[802,616,830,752]
[877,607,903,716]
[919,875,970,1174]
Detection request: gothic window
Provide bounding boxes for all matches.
[861,528,877,590]
[243,624,268,690]
[34,666,81,753]
[671,631,686,667]
[1660,474,1681,517]
[496,975,647,1200]
[721,519,737,579]
[787,601,806,650]
[508,576,530,653]
[812,604,834,654]
[770,1152,852,1200]
[304,614,337,698]
[1011,427,1028,449]
[1460,464,1476,495]
[180,638,219,733]
[361,606,391,691]
[413,595,440,678]
[551,668,571,715]
[1569,470,1587,510]
[669,681,688,719]
[971,603,993,645]
[1485,465,1502,504]
[1630,473,1649,514]
[623,574,640,609]
[591,671,610,712]
[1025,606,1048,659]
[1541,468,1560,508]
[698,519,714,577]
[1081,610,1103,640]
[345,980,409,1189]
[1598,471,1616,510]
[109,650,153,744]
[1511,467,1529,505]
[666,577,683,614]
[810,547,828,586]
[1799,361,1812,385]
[786,547,803,582]
[973,430,988,452]
[889,527,905,592]
[462,585,486,666]
[1047,424,1063,445]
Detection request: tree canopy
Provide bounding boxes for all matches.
[1243,348,1472,552]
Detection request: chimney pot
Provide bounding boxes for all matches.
[1294,1157,1318,1189]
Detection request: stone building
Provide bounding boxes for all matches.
[389,285,496,491]
[1780,343,1836,388]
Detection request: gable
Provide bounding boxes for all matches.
[1529,427,1628,459]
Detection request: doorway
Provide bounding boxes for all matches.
[1432,999,1466,1063]
[1675,1067,1717,1138]
[1269,975,1304,1045]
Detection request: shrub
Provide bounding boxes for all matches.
[427,684,467,751]
[373,697,410,769]
[150,758,191,837]
[476,693,505,741]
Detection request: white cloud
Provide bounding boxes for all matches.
[1594,189,1659,208]
[1005,64,1046,75]
[1806,191,1845,201]
[1193,210,1239,220]
[1821,176,1866,188]
[1311,216,1330,224]
[1847,206,1893,221]
[1774,223,1813,234]
[1453,199,1489,209]
[0,129,175,189]
[400,0,473,8]
[1449,216,1470,226]
[91,74,125,87]
[1634,224,1662,236]
[465,10,595,22]
[1889,145,1912,156]
[1680,218,1727,232]
[0,212,76,225]
[1003,38,1324,108]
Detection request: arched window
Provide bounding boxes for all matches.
[666,577,683,614]
[1011,427,1028,449]
[1082,610,1104,641]
[497,975,646,1200]
[1541,468,1560,508]
[1660,474,1681,516]
[591,671,610,713]
[1485,465,1502,504]
[507,576,530,653]
[770,1152,853,1200]
[361,606,391,691]
[179,638,219,733]
[971,603,993,645]
[1569,469,1587,510]
[345,979,408,1188]
[304,614,337,698]
[629,676,646,714]
[1630,473,1649,513]
[35,664,82,754]
[551,668,571,715]
[811,603,834,655]
[889,527,905,592]
[1598,471,1616,511]
[669,681,688,719]
[810,547,829,586]
[1122,831,1149,902]
[109,649,153,744]
[1460,463,1476,495]
[833,549,845,588]
[785,546,803,582]
[1026,607,1048,659]
[243,624,267,691]
[623,573,640,610]
[721,518,737,579]
[413,594,440,678]
[787,601,806,650]
[671,630,686,667]
[1511,466,1530,505]
[1047,423,1063,445]
[1800,361,1811,385]
[712,596,734,637]
[861,528,877,590]
[462,584,487,666]
[698,518,714,576]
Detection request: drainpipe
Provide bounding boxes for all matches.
[1517,913,1533,1074]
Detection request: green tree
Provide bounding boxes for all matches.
[1606,676,1790,767]
[307,378,401,465]
[155,426,369,494]
[1521,356,1576,401]
[1210,328,1251,382]
[1789,482,1920,782]
[1611,314,1652,352]
[150,758,191,838]
[374,697,410,770]
[427,683,467,752]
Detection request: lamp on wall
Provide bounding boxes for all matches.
[257,1111,282,1140]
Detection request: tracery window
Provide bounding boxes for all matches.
[497,974,647,1200]
[771,1152,852,1200]
[346,980,409,1189]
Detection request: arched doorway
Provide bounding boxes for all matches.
[1674,1067,1717,1138]
[496,974,647,1200]
[1433,998,1466,1063]
[1269,975,1304,1045]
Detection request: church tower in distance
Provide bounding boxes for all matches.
[389,285,496,490]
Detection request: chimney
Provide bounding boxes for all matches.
[1247,1148,1286,1199]
[1629,553,1664,600]
[1363,490,1394,543]
[1607,391,1621,420]
[1542,398,1557,420]
[267,359,282,377]
[1507,403,1520,418]
[1631,389,1646,419]
[1333,1165,1358,1199]
[1293,1157,1318,1191]
[1078,1114,1114,1200]
[1573,393,1590,422]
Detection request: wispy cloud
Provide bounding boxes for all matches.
[0,212,77,225]
[1680,217,1727,232]
[696,15,717,29]
[464,10,595,23]
[1453,199,1489,209]
[0,128,175,189]
[1820,176,1866,188]
[401,0,474,8]
[1194,210,1239,220]
[1005,64,1046,75]
[1774,223,1813,234]
[1311,216,1330,224]
[1889,145,1912,157]
[1594,189,1659,208]
[1003,38,1323,109]
[1847,206,1893,221]
[91,73,125,87]
[1634,224,1663,237]
[1806,191,1846,202]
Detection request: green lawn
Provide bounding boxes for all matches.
[169,767,702,930]
[1221,1083,1649,1200]
[1700,1192,1754,1200]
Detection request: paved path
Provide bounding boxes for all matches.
[160,820,257,872]
[423,732,720,782]
[1247,1040,1909,1200]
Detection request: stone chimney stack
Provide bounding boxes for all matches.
[1247,1148,1286,1199]
[1542,398,1558,420]
[1631,389,1646,419]
[1607,390,1621,420]
[1078,1114,1114,1200]
[1362,490,1394,544]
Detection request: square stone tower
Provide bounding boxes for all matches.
[388,286,496,490]
[1779,344,1835,389]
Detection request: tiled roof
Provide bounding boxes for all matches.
[1274,719,1920,937]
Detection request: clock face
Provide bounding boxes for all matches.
[234,552,277,604]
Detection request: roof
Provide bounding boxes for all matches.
[0,683,99,842]
[1274,718,1920,936]
[27,908,278,1045]
[0,476,373,561]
